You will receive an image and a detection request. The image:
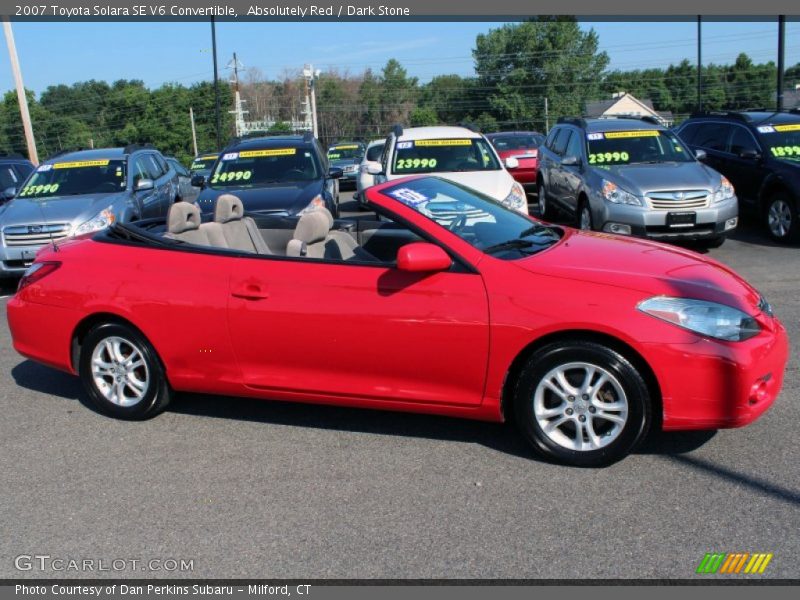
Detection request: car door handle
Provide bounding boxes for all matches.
[232,281,269,300]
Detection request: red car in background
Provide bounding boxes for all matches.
[7,177,788,467]
[485,131,545,190]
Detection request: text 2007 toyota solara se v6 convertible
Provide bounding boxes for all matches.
[7,176,789,466]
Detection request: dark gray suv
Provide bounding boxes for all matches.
[537,117,738,247]
[0,145,179,277]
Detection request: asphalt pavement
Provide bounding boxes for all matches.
[0,192,797,579]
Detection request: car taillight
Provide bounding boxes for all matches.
[18,261,61,292]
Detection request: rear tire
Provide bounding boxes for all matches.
[764,192,799,243]
[79,322,172,420]
[512,341,652,467]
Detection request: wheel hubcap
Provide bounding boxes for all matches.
[90,336,150,407]
[533,362,628,451]
[768,200,792,238]
[580,207,592,230]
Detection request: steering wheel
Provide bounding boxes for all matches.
[448,213,468,233]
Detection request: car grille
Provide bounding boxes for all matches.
[2,223,71,247]
[646,190,709,211]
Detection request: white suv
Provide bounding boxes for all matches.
[366,125,529,214]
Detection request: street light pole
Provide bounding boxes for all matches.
[777,15,785,111]
[2,18,38,164]
[211,16,222,150]
[697,15,702,113]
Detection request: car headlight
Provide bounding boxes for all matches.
[638,296,761,341]
[601,180,642,206]
[712,176,735,203]
[73,207,116,236]
[297,195,326,215]
[503,182,528,213]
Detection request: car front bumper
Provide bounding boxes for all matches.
[0,244,41,278]
[598,196,738,240]
[643,317,789,430]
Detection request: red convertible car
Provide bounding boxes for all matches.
[7,176,789,466]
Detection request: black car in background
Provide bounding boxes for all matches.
[0,153,35,204]
[675,110,800,243]
[327,141,365,189]
[193,134,342,216]
[190,152,220,179]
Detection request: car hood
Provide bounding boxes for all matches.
[596,162,722,195]
[0,193,122,226]
[514,229,761,313]
[418,170,515,201]
[196,180,323,215]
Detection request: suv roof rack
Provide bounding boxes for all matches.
[45,147,87,161]
[689,111,751,122]
[557,117,587,128]
[458,121,479,132]
[302,131,314,142]
[392,124,404,137]
[596,115,663,126]
[123,143,154,154]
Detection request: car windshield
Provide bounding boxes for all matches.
[191,156,218,171]
[490,134,544,151]
[756,122,800,162]
[209,147,320,187]
[366,143,384,161]
[587,129,693,166]
[16,159,127,199]
[393,138,501,174]
[383,177,560,260]
[328,145,362,160]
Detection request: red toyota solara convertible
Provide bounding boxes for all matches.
[7,176,789,466]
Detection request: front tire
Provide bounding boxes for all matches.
[512,341,652,467]
[537,180,555,221]
[577,200,593,231]
[765,192,799,243]
[79,323,172,420]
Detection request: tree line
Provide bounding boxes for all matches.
[1,18,797,163]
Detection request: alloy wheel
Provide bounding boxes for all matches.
[579,206,592,230]
[538,184,546,216]
[768,199,792,239]
[90,336,150,407]
[533,362,628,451]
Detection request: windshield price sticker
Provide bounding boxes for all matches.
[774,124,800,133]
[327,153,342,159]
[396,141,413,149]
[587,133,605,140]
[770,146,800,157]
[239,148,296,158]
[415,139,473,147]
[589,151,630,164]
[54,159,110,169]
[603,130,661,139]
[332,145,359,150]
[221,152,239,161]
[36,164,53,172]
[389,187,430,207]
[757,125,776,134]
[396,158,438,170]
[19,183,60,196]
[210,170,253,183]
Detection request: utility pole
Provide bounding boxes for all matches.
[227,53,247,137]
[189,107,198,156]
[697,16,702,113]
[544,97,549,133]
[211,16,222,150]
[2,18,38,165]
[303,64,319,138]
[777,15,785,111]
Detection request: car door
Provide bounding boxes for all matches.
[550,129,573,207]
[226,253,490,407]
[692,122,734,176]
[539,128,562,198]
[724,125,768,206]
[561,128,585,213]
[130,155,161,219]
[149,153,173,216]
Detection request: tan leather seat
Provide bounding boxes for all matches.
[164,202,228,248]
[286,211,330,258]
[214,194,271,254]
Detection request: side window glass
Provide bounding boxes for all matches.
[566,130,584,158]
[133,157,150,184]
[729,127,758,155]
[147,155,163,179]
[553,130,572,156]
[678,123,698,145]
[694,124,731,152]
[546,128,561,150]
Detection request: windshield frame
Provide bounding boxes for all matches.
[756,122,800,163]
[207,145,322,189]
[391,137,502,175]
[587,128,695,166]
[16,158,128,199]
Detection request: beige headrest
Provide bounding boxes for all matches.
[313,206,334,229]
[293,211,330,245]
[167,202,201,234]
[215,194,244,223]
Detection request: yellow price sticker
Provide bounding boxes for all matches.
[396,158,438,170]
[774,124,800,132]
[238,148,296,158]
[603,130,660,139]
[211,170,253,184]
[54,160,110,169]
[589,151,630,164]
[415,139,473,147]
[770,146,800,157]
[332,145,359,150]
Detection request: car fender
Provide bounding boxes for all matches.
[758,170,796,207]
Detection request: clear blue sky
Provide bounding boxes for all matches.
[1,20,798,95]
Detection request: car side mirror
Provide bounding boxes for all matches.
[134,178,154,192]
[329,167,343,179]
[738,148,761,160]
[561,155,581,167]
[1,186,16,200]
[365,162,383,176]
[190,174,206,188]
[694,149,707,161]
[504,157,519,169]
[396,242,452,273]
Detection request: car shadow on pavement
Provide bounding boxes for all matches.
[12,358,724,465]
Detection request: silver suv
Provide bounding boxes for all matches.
[536,117,738,247]
[0,146,179,278]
